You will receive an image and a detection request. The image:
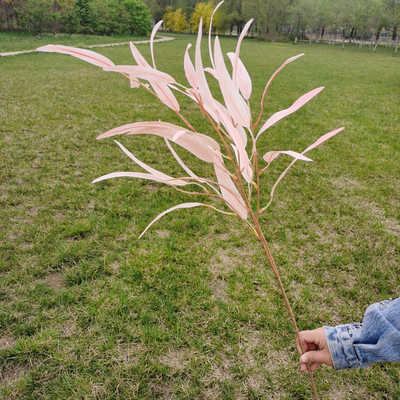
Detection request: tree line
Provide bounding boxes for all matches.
[1,0,400,50]
[0,0,152,35]
[154,0,400,49]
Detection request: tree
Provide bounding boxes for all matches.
[288,0,314,40]
[20,0,53,36]
[241,0,292,40]
[123,0,151,35]
[57,0,80,33]
[190,1,220,33]
[0,0,25,30]
[142,0,168,21]
[89,0,123,35]
[384,0,400,44]
[217,11,245,35]
[163,6,189,32]
[74,0,91,32]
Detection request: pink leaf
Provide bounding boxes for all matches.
[130,41,180,111]
[303,127,345,154]
[152,82,180,111]
[214,100,248,147]
[213,101,252,182]
[129,41,150,67]
[150,20,163,68]
[36,44,115,68]
[103,66,179,111]
[213,36,251,127]
[164,138,206,184]
[129,76,141,88]
[208,0,224,70]
[97,121,220,163]
[264,127,344,210]
[231,144,253,183]
[213,154,248,219]
[114,140,188,186]
[184,44,198,88]
[92,171,185,186]
[138,202,204,239]
[263,150,313,163]
[102,65,175,84]
[254,53,304,129]
[234,19,253,66]
[204,67,218,79]
[232,18,253,91]
[214,100,247,147]
[195,18,219,123]
[260,53,304,101]
[257,86,324,138]
[227,52,252,100]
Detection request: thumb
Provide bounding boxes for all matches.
[300,350,327,365]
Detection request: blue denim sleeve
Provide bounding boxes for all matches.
[323,297,400,370]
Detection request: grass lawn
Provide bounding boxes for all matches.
[0,33,399,399]
[0,32,150,53]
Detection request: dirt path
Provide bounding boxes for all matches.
[0,36,174,57]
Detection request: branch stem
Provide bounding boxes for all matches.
[249,212,320,400]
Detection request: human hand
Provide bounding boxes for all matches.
[296,327,334,372]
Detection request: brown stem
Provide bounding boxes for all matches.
[250,213,320,400]
[255,150,261,218]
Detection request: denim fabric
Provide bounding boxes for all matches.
[323,297,400,370]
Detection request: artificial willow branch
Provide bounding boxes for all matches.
[38,5,344,398]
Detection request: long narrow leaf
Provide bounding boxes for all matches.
[263,150,313,163]
[227,52,252,100]
[129,41,149,67]
[195,18,219,123]
[262,127,344,211]
[164,138,221,194]
[214,101,253,182]
[302,127,345,154]
[213,36,251,128]
[232,18,253,92]
[37,44,115,68]
[213,155,248,219]
[257,87,324,139]
[129,40,180,111]
[92,171,185,186]
[102,65,175,84]
[254,53,304,130]
[152,82,180,111]
[184,44,198,88]
[114,140,187,186]
[208,0,224,70]
[150,20,163,68]
[138,202,204,239]
[97,121,220,163]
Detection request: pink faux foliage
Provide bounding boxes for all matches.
[37,21,343,236]
[38,5,345,397]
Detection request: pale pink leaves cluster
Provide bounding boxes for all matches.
[37,2,344,238]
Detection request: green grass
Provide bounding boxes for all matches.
[0,31,150,52]
[1,33,399,399]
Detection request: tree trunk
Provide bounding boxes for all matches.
[392,25,397,41]
[295,15,300,37]
[6,13,13,30]
[342,29,346,49]
[360,29,366,48]
[373,28,381,52]
[349,27,355,44]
